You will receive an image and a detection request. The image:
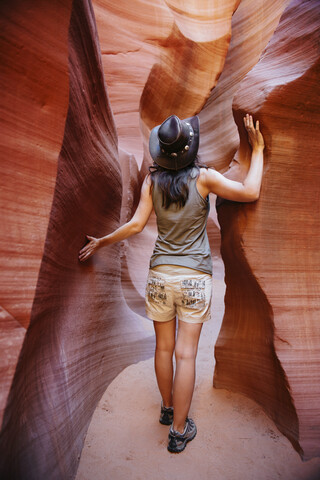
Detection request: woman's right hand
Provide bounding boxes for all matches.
[78,235,101,262]
[243,113,265,151]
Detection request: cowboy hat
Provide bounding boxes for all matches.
[149,114,200,170]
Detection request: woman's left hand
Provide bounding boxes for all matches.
[243,113,265,151]
[78,235,101,262]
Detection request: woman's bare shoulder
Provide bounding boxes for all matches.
[144,173,152,186]
[197,167,216,197]
[138,174,153,197]
[198,167,218,184]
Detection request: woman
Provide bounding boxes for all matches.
[79,113,264,453]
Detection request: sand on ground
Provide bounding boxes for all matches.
[75,266,320,480]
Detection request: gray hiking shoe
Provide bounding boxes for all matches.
[167,417,197,453]
[159,404,174,425]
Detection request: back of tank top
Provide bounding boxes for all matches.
[149,168,212,275]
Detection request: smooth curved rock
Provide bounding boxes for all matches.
[92,0,173,166]
[0,0,72,329]
[164,0,241,42]
[0,1,154,479]
[93,0,240,166]
[213,0,320,460]
[198,0,290,170]
[0,0,73,427]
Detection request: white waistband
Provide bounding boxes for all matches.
[151,264,209,276]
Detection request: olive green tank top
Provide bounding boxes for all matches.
[150,169,212,275]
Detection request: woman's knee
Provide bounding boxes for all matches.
[155,333,175,356]
[154,318,176,355]
[155,340,175,356]
[174,343,197,362]
[174,320,202,362]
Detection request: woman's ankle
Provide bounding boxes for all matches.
[162,396,173,409]
[172,421,186,434]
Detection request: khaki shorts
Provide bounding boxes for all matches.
[145,264,212,324]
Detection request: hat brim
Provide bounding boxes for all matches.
[149,115,200,170]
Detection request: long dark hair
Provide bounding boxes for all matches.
[149,156,208,209]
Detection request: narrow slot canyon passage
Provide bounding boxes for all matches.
[1,0,320,479]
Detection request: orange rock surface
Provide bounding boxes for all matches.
[209,0,320,460]
[0,0,72,329]
[0,0,319,478]
[0,1,154,478]
[0,0,73,434]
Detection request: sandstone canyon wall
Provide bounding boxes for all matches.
[211,0,320,460]
[0,1,154,478]
[0,0,73,427]
[0,0,320,478]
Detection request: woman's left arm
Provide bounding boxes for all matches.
[79,175,153,262]
[202,114,264,202]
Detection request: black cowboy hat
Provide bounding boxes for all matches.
[149,114,200,170]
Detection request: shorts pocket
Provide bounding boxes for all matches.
[180,278,206,309]
[146,275,167,305]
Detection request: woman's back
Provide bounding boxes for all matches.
[150,168,212,274]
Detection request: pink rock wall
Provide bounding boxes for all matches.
[0,0,73,432]
[0,0,72,329]
[0,0,320,478]
[0,0,153,478]
[211,0,320,460]
[93,0,241,166]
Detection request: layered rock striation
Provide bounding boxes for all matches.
[0,0,73,430]
[0,0,154,478]
[211,0,320,460]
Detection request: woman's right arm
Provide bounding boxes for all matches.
[203,114,265,202]
[78,175,153,262]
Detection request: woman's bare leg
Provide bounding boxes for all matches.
[172,320,203,432]
[153,318,176,407]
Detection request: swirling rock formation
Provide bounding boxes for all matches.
[0,0,320,478]
[0,0,154,478]
[0,0,72,330]
[210,0,320,460]
[0,0,73,428]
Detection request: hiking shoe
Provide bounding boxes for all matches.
[167,417,197,453]
[159,404,174,425]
